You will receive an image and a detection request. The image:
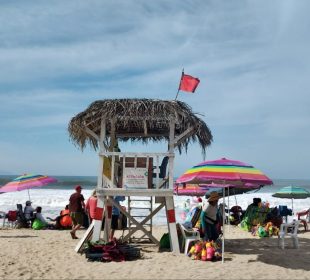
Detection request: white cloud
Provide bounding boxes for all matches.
[0,0,309,178]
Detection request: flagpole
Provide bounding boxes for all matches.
[174,69,184,100]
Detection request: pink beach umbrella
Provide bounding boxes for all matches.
[0,174,57,200]
[176,158,273,186]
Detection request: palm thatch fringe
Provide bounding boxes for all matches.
[68,99,213,156]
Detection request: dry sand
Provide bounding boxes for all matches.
[0,225,309,280]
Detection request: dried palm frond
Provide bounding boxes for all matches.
[68,99,213,156]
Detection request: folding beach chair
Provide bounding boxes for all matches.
[16,204,30,228]
[179,223,200,255]
[296,208,309,231]
[6,210,18,227]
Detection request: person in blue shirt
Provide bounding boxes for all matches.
[110,196,125,241]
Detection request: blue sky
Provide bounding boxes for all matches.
[0,0,309,179]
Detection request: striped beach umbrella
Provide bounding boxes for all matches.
[176,158,273,186]
[0,174,57,200]
[272,186,310,213]
[176,157,273,264]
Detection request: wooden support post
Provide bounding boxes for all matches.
[168,121,175,190]
[165,196,180,254]
[91,196,105,242]
[97,118,106,188]
[75,221,94,253]
[155,155,159,189]
[103,197,112,242]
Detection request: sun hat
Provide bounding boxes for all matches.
[207,191,220,202]
[75,185,82,191]
[26,200,32,205]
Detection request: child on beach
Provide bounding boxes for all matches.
[32,206,56,230]
[34,207,48,225]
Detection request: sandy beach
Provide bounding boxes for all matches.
[0,225,309,280]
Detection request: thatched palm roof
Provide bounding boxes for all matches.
[68,99,213,155]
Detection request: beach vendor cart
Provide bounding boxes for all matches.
[68,98,213,254]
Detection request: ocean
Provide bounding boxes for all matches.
[0,175,309,225]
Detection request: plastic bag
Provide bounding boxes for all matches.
[32,218,45,230]
[257,226,267,237]
[159,233,170,249]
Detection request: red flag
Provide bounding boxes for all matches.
[179,72,200,93]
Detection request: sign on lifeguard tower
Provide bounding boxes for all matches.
[121,156,153,189]
[123,167,148,189]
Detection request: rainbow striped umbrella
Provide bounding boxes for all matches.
[176,158,272,264]
[0,174,57,200]
[176,158,273,186]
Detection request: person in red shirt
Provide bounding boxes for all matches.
[85,190,98,223]
[69,185,85,239]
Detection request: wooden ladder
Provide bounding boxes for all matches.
[127,196,153,243]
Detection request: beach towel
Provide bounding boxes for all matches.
[85,241,141,262]
[185,206,202,228]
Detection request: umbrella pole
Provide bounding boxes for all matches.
[228,187,230,233]
[234,188,237,205]
[292,198,294,215]
[27,189,31,201]
[222,186,225,264]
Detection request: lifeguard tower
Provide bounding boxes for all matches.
[68,99,212,253]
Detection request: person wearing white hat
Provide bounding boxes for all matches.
[24,200,35,222]
[200,191,220,241]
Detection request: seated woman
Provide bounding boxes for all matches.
[200,191,220,241]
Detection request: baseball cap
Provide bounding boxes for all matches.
[75,185,82,191]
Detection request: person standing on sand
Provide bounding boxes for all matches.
[110,195,125,241]
[69,185,85,239]
[85,189,98,223]
[200,191,220,241]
